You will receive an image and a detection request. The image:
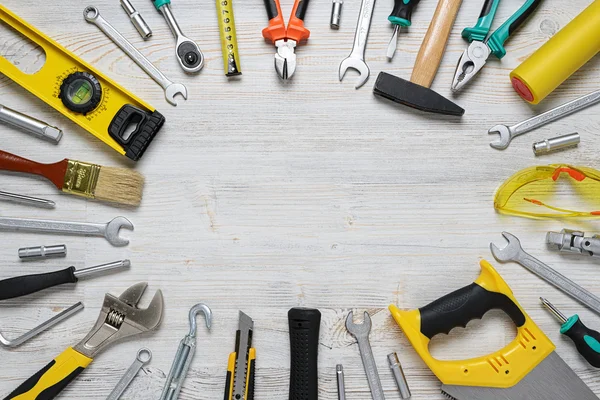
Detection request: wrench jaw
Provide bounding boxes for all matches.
[105,217,134,247]
[74,283,164,358]
[488,124,512,150]
[490,232,522,262]
[338,58,370,89]
[345,311,372,337]
[164,83,188,106]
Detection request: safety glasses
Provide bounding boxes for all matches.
[494,164,600,218]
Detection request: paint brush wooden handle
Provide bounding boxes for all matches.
[0,150,67,189]
[411,0,463,88]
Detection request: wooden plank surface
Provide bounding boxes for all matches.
[1,0,599,398]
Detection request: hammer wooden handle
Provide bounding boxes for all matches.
[411,0,463,88]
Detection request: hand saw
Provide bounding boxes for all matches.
[389,260,599,400]
[225,311,256,400]
[0,5,164,161]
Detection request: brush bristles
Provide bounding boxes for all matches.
[94,167,144,206]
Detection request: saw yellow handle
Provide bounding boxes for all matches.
[389,260,554,389]
[5,347,92,400]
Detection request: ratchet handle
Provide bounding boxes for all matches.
[288,307,321,400]
[418,280,525,339]
[262,0,286,42]
[462,0,501,41]
[0,150,66,189]
[487,0,542,58]
[4,347,92,400]
[389,0,422,28]
[0,267,77,301]
[287,0,311,43]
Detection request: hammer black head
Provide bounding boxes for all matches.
[373,72,464,117]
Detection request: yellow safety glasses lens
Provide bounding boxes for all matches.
[494,164,600,218]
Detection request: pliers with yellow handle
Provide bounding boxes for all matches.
[3,283,163,400]
[224,311,256,400]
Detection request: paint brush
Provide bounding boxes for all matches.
[0,150,143,206]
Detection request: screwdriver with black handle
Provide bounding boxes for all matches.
[541,297,600,368]
[0,260,130,300]
[386,0,422,60]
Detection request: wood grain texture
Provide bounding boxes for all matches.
[0,0,599,399]
[410,0,463,87]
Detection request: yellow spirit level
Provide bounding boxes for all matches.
[0,5,164,161]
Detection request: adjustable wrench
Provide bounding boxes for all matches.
[346,311,385,400]
[106,348,152,400]
[488,89,600,150]
[0,216,133,247]
[339,0,376,89]
[84,6,187,106]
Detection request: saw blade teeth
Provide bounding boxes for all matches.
[441,389,459,400]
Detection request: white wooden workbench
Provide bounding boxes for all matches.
[1,0,599,398]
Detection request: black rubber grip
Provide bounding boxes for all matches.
[507,0,542,36]
[223,370,232,400]
[3,360,84,400]
[0,267,77,301]
[390,0,421,25]
[478,0,496,18]
[108,105,165,162]
[288,308,321,400]
[419,283,526,339]
[295,0,310,20]
[263,0,279,20]
[563,318,600,368]
[247,358,256,400]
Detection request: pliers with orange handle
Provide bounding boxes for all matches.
[262,0,311,80]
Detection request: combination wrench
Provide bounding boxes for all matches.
[346,311,385,400]
[488,89,600,150]
[339,0,376,89]
[106,348,152,400]
[491,232,600,317]
[0,216,133,247]
[84,6,187,106]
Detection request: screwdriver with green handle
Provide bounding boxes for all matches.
[386,0,422,60]
[541,297,600,368]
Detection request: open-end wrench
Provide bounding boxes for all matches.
[0,216,133,247]
[345,311,385,400]
[488,89,600,150]
[84,6,187,106]
[106,348,152,400]
[491,232,600,316]
[339,0,376,89]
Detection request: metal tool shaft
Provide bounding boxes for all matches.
[336,364,346,400]
[75,260,131,279]
[0,104,62,143]
[0,191,55,209]
[540,297,568,324]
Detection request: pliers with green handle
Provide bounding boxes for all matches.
[451,0,542,92]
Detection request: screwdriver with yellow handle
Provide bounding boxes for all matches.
[224,311,256,400]
[541,297,600,368]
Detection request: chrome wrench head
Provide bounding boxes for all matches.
[488,124,512,150]
[339,57,370,89]
[74,282,164,358]
[164,83,188,106]
[490,232,523,262]
[345,311,372,338]
[105,217,134,247]
[106,348,152,400]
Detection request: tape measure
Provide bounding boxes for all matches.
[0,5,164,161]
[216,0,241,76]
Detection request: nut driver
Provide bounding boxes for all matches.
[3,283,163,400]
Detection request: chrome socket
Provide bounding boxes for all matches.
[19,244,67,260]
[121,0,152,39]
[330,0,343,29]
[533,132,580,155]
